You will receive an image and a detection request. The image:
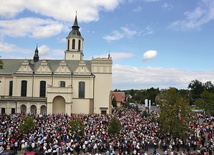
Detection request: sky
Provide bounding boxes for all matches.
[0,0,214,90]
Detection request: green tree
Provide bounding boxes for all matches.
[108,117,122,136]
[196,90,214,115]
[158,87,192,139]
[19,116,36,135]
[147,87,160,105]
[0,57,3,69]
[114,89,121,92]
[178,89,190,100]
[112,97,117,107]
[68,118,85,137]
[188,80,204,104]
[203,81,214,93]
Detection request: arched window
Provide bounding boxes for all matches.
[9,81,13,96]
[21,80,27,97]
[78,40,81,50]
[72,39,75,49]
[67,40,70,50]
[79,81,85,98]
[40,81,46,97]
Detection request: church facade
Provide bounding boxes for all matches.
[0,15,112,115]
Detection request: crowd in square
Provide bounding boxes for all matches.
[0,108,214,155]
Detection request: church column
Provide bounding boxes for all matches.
[47,102,53,114]
[65,102,72,115]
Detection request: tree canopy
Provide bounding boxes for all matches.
[122,87,160,104]
[188,80,214,104]
[108,117,122,136]
[158,87,193,139]
[196,90,214,115]
[19,116,36,135]
[67,118,85,137]
[0,58,3,69]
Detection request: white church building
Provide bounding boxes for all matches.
[0,15,112,115]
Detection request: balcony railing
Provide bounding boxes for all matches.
[0,96,47,102]
[47,85,73,94]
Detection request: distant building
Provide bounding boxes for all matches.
[0,15,112,115]
[111,91,125,107]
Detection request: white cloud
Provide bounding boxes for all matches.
[112,64,214,90]
[38,45,50,56]
[0,41,30,54]
[133,6,142,12]
[141,25,154,36]
[103,30,123,41]
[59,38,67,43]
[121,27,137,38]
[0,0,123,22]
[0,42,63,59]
[103,27,137,41]
[162,3,173,10]
[169,0,214,30]
[143,50,157,61]
[32,23,63,38]
[0,0,25,18]
[0,18,64,38]
[0,1,124,40]
[38,45,64,59]
[0,42,16,52]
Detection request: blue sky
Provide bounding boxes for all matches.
[1,0,214,90]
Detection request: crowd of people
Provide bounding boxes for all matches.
[0,107,214,155]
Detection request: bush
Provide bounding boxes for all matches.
[19,116,36,135]
[67,118,85,137]
[108,117,122,136]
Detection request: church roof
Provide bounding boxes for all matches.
[0,59,92,75]
[67,15,82,38]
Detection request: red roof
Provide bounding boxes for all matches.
[112,92,123,102]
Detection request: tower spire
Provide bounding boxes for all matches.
[72,12,79,29]
[67,12,81,37]
[33,45,39,62]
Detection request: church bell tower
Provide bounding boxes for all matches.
[65,14,84,60]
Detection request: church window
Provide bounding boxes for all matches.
[67,40,70,50]
[78,40,81,50]
[72,39,75,49]
[11,108,15,114]
[1,108,5,114]
[60,81,65,87]
[40,81,46,97]
[9,81,13,96]
[21,80,27,97]
[79,81,85,98]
